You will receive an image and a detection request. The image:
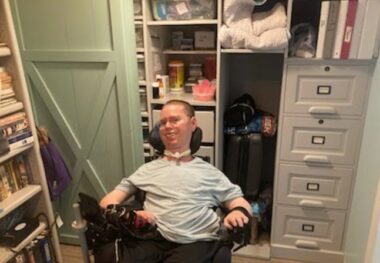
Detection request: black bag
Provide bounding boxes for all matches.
[223,133,263,201]
[224,94,256,127]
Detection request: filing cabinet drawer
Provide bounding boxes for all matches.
[273,206,346,251]
[195,145,214,164]
[152,109,215,143]
[280,117,361,165]
[277,164,353,209]
[285,65,369,116]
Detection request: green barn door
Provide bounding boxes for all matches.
[10,0,143,243]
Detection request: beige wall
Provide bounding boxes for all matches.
[345,55,380,262]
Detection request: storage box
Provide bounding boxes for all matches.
[194,31,215,49]
[151,0,216,21]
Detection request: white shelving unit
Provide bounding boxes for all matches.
[0,0,62,261]
[134,0,152,162]
[141,0,380,262]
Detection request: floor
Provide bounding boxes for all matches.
[61,244,303,263]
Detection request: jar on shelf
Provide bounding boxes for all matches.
[168,60,184,92]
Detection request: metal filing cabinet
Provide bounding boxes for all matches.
[271,61,372,263]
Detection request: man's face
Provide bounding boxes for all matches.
[159,103,196,153]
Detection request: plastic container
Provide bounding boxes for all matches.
[151,0,216,21]
[192,79,216,101]
[168,60,184,92]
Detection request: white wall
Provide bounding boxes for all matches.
[345,56,380,262]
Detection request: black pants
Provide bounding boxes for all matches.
[94,234,223,263]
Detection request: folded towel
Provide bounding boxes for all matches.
[220,26,289,50]
[223,0,254,33]
[252,3,287,36]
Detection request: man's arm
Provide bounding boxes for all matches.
[223,196,252,229]
[99,189,131,209]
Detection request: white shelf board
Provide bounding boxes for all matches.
[0,143,33,164]
[136,48,145,53]
[134,21,143,26]
[0,185,42,219]
[221,48,285,54]
[134,15,143,21]
[151,93,216,107]
[143,143,151,150]
[0,102,24,118]
[163,50,217,55]
[147,19,218,26]
[0,222,46,262]
[141,111,149,117]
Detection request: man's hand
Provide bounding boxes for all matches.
[135,210,156,227]
[223,210,250,230]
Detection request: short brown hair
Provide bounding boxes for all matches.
[163,100,195,117]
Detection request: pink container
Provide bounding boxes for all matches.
[192,80,216,101]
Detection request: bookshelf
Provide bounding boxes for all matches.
[0,0,62,262]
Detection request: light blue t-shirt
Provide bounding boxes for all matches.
[115,157,243,243]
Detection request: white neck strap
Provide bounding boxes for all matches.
[163,149,191,160]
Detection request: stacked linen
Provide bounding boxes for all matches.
[219,0,289,50]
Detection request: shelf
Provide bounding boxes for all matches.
[151,93,216,107]
[136,48,145,53]
[0,46,11,57]
[138,80,147,86]
[134,21,143,26]
[134,15,143,21]
[0,185,42,219]
[0,221,47,262]
[143,143,151,150]
[163,50,217,55]
[221,48,285,54]
[147,19,218,26]
[0,102,24,118]
[141,111,149,117]
[0,143,33,164]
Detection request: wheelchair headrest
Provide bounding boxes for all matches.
[148,123,202,155]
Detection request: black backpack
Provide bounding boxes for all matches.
[224,94,256,127]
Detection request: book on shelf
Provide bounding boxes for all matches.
[0,156,31,201]
[0,111,26,127]
[8,135,34,151]
[340,0,359,59]
[0,46,11,57]
[8,129,33,145]
[332,0,349,59]
[36,235,54,263]
[315,1,331,58]
[1,117,29,137]
[357,0,380,59]
[322,0,340,58]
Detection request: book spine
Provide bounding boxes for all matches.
[1,118,29,137]
[12,156,31,188]
[6,161,20,191]
[340,0,359,59]
[9,135,34,151]
[37,235,53,263]
[332,1,349,58]
[323,1,341,58]
[0,165,12,197]
[316,1,330,58]
[0,111,26,127]
[8,129,32,144]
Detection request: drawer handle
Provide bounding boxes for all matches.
[308,106,337,115]
[299,200,325,208]
[304,155,329,164]
[295,240,320,250]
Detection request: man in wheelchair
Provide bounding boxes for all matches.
[94,99,252,262]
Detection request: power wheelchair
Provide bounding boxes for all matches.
[72,126,251,263]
